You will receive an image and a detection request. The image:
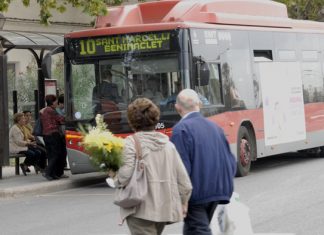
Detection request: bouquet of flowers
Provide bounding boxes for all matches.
[81,114,124,171]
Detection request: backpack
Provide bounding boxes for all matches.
[33,118,43,136]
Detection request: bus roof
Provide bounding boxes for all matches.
[65,0,324,38]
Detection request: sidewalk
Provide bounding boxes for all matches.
[0,166,107,198]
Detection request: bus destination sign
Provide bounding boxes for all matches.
[72,32,171,58]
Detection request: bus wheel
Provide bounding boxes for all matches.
[236,126,255,177]
[319,147,324,158]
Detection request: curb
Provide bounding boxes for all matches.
[0,173,107,198]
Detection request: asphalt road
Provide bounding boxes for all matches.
[0,180,181,234]
[235,152,324,235]
[0,152,323,235]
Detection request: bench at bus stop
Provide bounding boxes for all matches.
[8,153,26,175]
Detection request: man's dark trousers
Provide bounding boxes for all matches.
[183,201,218,235]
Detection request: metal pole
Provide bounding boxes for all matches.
[0,54,9,179]
[34,90,39,119]
[13,90,18,114]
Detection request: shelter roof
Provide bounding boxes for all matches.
[0,31,63,50]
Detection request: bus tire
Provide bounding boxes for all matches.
[319,147,324,158]
[236,126,255,177]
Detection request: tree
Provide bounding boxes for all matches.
[275,0,324,21]
[16,58,38,105]
[0,0,139,25]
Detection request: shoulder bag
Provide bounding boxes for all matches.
[113,134,148,208]
[33,117,43,136]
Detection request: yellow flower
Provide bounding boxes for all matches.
[104,142,113,152]
[83,129,105,149]
[81,115,125,171]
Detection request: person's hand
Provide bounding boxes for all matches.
[182,202,188,218]
[27,141,36,147]
[108,169,116,178]
[107,169,117,188]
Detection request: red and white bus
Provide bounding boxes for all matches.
[46,0,324,177]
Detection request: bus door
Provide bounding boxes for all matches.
[252,50,273,109]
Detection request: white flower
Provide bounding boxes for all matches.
[95,114,102,125]
[95,114,108,131]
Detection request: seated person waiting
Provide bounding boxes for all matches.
[9,113,44,175]
[22,111,47,171]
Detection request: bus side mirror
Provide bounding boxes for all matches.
[195,62,210,86]
[41,46,64,79]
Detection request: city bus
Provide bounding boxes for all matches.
[44,0,324,177]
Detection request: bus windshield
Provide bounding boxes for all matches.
[69,54,181,132]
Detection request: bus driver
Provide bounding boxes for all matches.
[92,70,122,113]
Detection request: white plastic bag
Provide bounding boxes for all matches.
[211,192,254,235]
[106,177,116,188]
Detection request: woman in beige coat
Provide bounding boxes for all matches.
[114,98,192,235]
[9,113,42,175]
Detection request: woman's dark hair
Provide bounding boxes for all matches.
[58,94,64,104]
[127,98,160,131]
[45,94,57,106]
[13,113,24,124]
[22,110,31,115]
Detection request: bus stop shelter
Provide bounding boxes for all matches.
[0,31,63,179]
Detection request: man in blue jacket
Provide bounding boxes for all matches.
[171,89,236,235]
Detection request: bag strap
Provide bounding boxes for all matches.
[133,134,142,160]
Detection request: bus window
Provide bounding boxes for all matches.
[253,50,273,62]
[159,72,181,111]
[130,56,179,106]
[302,62,323,103]
[71,64,96,120]
[93,64,126,102]
[91,55,180,114]
[91,61,128,131]
[195,62,223,106]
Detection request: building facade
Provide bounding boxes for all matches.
[2,0,93,76]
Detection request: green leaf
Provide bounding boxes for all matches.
[0,0,10,12]
[274,0,324,21]
[22,0,30,7]
[57,5,66,13]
